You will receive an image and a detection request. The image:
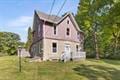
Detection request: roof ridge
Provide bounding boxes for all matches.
[36,10,60,18]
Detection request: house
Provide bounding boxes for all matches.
[30,10,85,61]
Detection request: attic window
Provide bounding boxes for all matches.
[66,28,70,36]
[67,20,69,24]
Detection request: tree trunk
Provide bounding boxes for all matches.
[93,23,100,59]
[114,37,118,55]
[113,32,118,55]
[94,32,99,59]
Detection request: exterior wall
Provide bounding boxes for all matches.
[31,40,43,58]
[31,13,44,58]
[31,13,84,61]
[43,38,80,61]
[43,16,81,43]
[33,13,43,43]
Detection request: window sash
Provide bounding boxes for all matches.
[53,47,57,52]
[66,28,70,35]
[54,26,56,35]
[52,43,57,53]
[76,45,79,52]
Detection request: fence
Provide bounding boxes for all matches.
[60,51,86,61]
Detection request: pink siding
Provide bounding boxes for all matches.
[43,16,81,42]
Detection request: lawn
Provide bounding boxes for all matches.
[0,56,120,80]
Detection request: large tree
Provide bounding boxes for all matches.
[76,0,113,59]
[0,32,21,56]
[103,0,120,59]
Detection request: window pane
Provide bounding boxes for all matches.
[77,32,80,39]
[76,45,79,52]
[53,43,56,47]
[53,48,56,52]
[66,28,70,35]
[67,20,69,24]
[54,26,56,35]
[52,43,57,53]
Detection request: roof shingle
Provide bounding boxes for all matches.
[36,11,61,23]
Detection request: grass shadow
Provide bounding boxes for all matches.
[73,64,120,80]
[103,59,120,65]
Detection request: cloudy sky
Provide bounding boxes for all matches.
[0,0,79,42]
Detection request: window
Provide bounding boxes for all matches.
[76,45,79,52]
[77,32,80,39]
[67,20,69,24]
[66,28,70,36]
[38,24,41,34]
[32,31,35,37]
[39,42,43,53]
[54,26,56,35]
[38,24,42,37]
[52,43,57,53]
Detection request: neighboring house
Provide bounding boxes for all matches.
[30,10,85,61]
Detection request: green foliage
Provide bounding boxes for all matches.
[76,0,120,59]
[0,32,22,56]
[25,27,32,51]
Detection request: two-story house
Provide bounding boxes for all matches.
[30,10,85,61]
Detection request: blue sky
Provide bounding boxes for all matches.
[0,0,79,42]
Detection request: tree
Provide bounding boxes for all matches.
[25,27,33,51]
[76,0,113,59]
[103,0,120,59]
[0,32,21,56]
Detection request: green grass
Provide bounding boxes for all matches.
[0,56,120,80]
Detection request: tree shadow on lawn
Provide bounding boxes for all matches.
[73,64,120,80]
[103,59,120,66]
[88,59,120,66]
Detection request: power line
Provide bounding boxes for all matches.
[45,0,56,37]
[54,0,67,21]
[48,0,56,19]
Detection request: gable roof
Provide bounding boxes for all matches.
[35,10,83,33]
[35,11,61,23]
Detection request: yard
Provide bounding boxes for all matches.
[0,56,120,80]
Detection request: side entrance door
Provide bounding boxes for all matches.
[64,44,71,59]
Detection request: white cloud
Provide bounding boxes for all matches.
[7,16,33,28]
[5,16,33,42]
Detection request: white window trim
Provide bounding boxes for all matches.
[51,40,58,54]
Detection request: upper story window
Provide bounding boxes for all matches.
[52,42,57,53]
[38,24,41,37]
[77,32,80,39]
[38,24,41,32]
[66,28,70,36]
[76,45,79,52]
[67,20,69,24]
[54,25,56,35]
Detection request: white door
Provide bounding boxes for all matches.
[64,44,71,58]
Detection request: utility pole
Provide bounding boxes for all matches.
[18,46,22,72]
